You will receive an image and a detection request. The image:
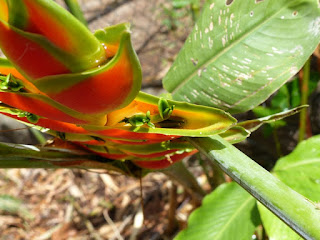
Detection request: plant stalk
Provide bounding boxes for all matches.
[272,129,282,157]
[190,0,200,22]
[189,135,320,240]
[161,161,206,203]
[299,57,311,142]
[165,181,178,235]
[0,142,139,176]
[64,0,88,27]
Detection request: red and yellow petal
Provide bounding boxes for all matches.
[0,58,41,93]
[91,128,178,141]
[0,21,70,79]
[0,92,107,124]
[133,150,198,169]
[34,32,142,114]
[0,0,8,22]
[48,46,136,114]
[4,0,106,73]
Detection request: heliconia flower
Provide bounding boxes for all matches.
[0,0,252,170]
[0,0,142,119]
[0,0,106,78]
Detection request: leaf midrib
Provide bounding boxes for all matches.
[171,1,292,94]
[212,195,254,240]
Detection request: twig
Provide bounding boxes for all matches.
[165,181,178,235]
[206,156,226,188]
[84,219,103,240]
[72,200,103,240]
[110,215,132,240]
[87,0,133,24]
[35,224,63,240]
[0,126,31,133]
[130,207,144,240]
[198,153,215,190]
[139,173,144,216]
[136,26,166,54]
[161,161,205,204]
[103,210,124,240]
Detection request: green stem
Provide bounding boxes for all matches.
[161,161,206,203]
[0,142,140,177]
[198,153,225,190]
[206,155,226,188]
[190,0,200,22]
[165,181,178,235]
[64,0,88,27]
[198,153,215,190]
[262,226,267,240]
[189,135,320,240]
[272,129,282,157]
[30,128,47,145]
[299,57,311,142]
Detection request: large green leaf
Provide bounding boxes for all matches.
[273,135,320,200]
[163,0,320,113]
[189,135,320,239]
[258,203,303,240]
[175,182,260,240]
[258,136,320,240]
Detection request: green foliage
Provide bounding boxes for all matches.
[2,1,320,239]
[258,136,320,240]
[121,111,155,128]
[0,74,24,92]
[163,0,320,114]
[162,1,320,236]
[0,195,33,220]
[258,203,303,240]
[190,135,320,240]
[175,182,260,240]
[158,98,174,120]
[273,135,320,200]
[172,0,197,9]
[252,72,320,136]
[161,0,200,30]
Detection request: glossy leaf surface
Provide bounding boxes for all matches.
[259,136,320,240]
[175,182,260,240]
[163,0,320,113]
[190,135,320,239]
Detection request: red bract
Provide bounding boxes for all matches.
[0,0,239,170]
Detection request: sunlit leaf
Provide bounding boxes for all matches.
[274,135,320,200]
[163,0,320,113]
[258,203,303,240]
[258,136,320,240]
[175,182,260,240]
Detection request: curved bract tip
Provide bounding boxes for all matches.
[0,0,107,80]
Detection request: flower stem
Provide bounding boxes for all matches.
[0,142,140,176]
[64,0,88,27]
[299,57,311,142]
[161,161,206,203]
